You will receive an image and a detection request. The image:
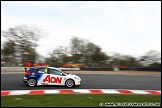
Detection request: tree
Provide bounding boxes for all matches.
[82,42,98,65]
[1,40,16,56]
[35,53,46,63]
[89,45,109,67]
[1,40,16,66]
[119,55,137,67]
[108,53,139,68]
[46,46,68,67]
[70,36,85,63]
[70,37,109,67]
[139,50,161,67]
[2,24,45,65]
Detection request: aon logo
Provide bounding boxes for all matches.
[43,75,62,84]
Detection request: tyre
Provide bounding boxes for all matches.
[65,79,74,88]
[27,78,37,87]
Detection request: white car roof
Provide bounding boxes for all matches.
[32,66,62,71]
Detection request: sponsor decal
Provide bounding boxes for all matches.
[43,75,62,84]
[31,72,36,77]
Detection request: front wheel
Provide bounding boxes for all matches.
[27,78,37,87]
[65,79,74,88]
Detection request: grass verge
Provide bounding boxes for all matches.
[1,94,161,107]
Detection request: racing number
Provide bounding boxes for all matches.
[43,75,62,84]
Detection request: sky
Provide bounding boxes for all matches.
[1,1,161,58]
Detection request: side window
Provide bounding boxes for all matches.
[49,69,61,75]
[49,69,55,74]
[37,68,43,72]
[55,70,61,75]
[37,68,48,74]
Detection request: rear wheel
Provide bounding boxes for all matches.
[27,78,37,87]
[65,79,74,88]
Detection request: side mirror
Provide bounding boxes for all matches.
[60,73,66,76]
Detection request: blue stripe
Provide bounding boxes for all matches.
[37,74,44,82]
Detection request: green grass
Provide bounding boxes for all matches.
[1,94,161,107]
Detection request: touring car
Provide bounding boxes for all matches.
[23,66,81,88]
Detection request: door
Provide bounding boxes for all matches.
[41,68,66,86]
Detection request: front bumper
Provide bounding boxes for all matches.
[75,80,81,85]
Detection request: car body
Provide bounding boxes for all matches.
[23,66,81,88]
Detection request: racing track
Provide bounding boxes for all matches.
[1,74,161,90]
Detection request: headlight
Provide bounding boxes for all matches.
[74,77,80,80]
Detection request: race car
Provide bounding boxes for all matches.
[23,66,81,88]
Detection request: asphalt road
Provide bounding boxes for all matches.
[1,74,161,90]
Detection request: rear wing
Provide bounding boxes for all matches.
[24,67,27,72]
